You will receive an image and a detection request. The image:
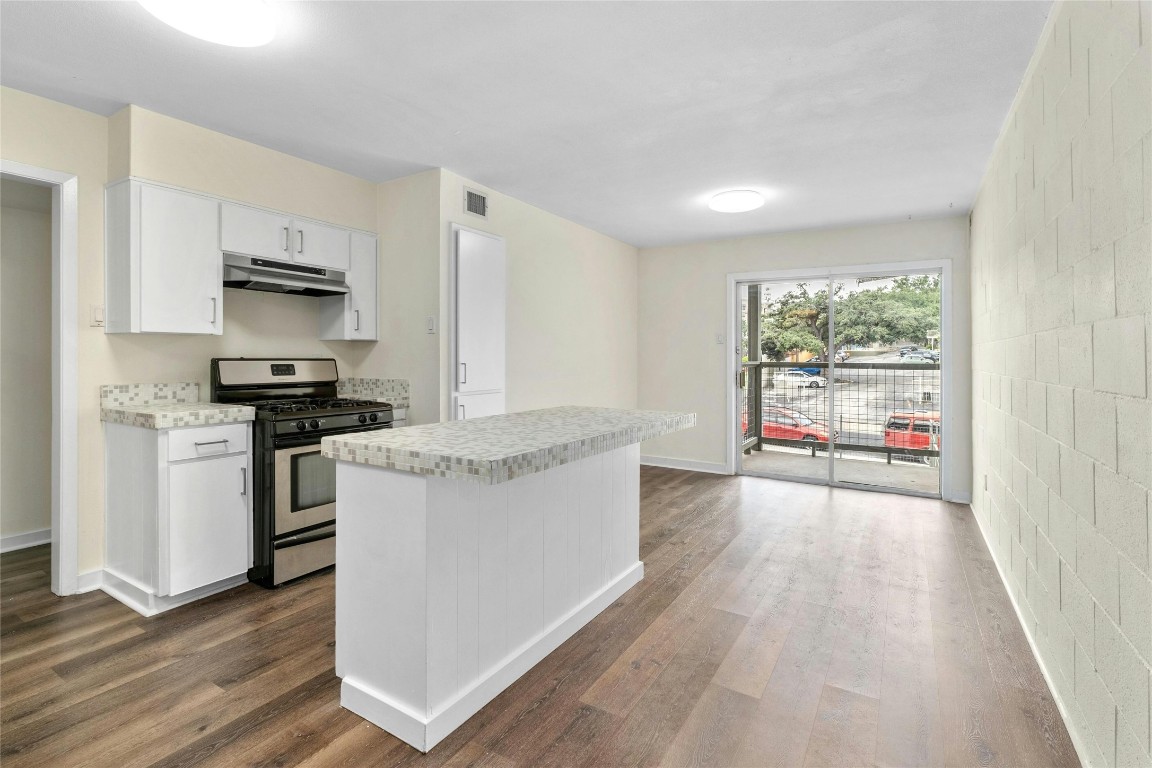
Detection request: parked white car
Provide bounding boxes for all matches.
[773,370,828,388]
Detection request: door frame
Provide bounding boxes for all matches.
[1,160,80,595]
[725,259,956,500]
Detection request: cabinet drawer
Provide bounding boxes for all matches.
[167,424,248,462]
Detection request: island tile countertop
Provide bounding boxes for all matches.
[321,406,694,484]
[99,382,254,429]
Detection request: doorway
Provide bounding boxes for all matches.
[0,162,80,595]
[734,265,947,498]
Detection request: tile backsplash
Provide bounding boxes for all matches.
[100,382,199,408]
[338,378,409,408]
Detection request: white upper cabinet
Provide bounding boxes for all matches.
[107,178,372,337]
[106,179,222,335]
[220,203,292,261]
[294,219,350,271]
[319,231,377,341]
[222,202,350,271]
[455,228,506,395]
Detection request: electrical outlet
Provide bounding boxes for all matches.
[90,305,105,327]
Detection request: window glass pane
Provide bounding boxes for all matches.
[292,451,336,511]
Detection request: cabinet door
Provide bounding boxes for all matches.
[293,219,350,271]
[220,203,292,262]
[139,185,222,335]
[347,232,377,340]
[165,454,249,596]
[455,391,505,420]
[455,228,506,393]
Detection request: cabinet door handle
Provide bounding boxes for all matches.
[459,404,466,420]
[354,309,360,331]
[241,467,247,496]
[210,297,217,323]
[460,362,467,384]
[194,439,229,447]
[297,229,304,254]
[282,226,290,252]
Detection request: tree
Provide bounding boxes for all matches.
[759,276,940,358]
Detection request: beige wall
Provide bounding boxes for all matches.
[1,183,52,539]
[1,87,109,572]
[970,2,1151,766]
[366,169,443,426]
[121,106,377,231]
[637,216,972,493]
[438,171,639,419]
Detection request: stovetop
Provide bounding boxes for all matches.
[253,397,383,415]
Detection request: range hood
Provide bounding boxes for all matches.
[223,253,349,298]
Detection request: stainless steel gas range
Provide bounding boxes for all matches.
[210,358,393,587]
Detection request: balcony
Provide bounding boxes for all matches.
[739,360,941,495]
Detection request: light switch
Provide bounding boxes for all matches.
[426,316,437,334]
[715,333,724,345]
[90,305,105,327]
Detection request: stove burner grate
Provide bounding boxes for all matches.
[251,397,382,414]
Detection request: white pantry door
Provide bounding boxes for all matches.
[455,228,506,395]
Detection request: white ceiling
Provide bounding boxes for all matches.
[0,1,1050,247]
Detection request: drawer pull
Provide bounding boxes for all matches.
[194,439,229,448]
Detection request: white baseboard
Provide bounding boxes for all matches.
[640,455,729,475]
[76,569,104,593]
[341,562,645,753]
[969,504,1091,768]
[0,528,51,553]
[101,568,247,617]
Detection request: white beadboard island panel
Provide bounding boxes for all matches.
[333,407,692,752]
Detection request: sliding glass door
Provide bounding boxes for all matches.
[737,271,943,497]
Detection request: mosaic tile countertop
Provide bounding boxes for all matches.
[322,406,694,484]
[338,378,409,408]
[100,383,254,430]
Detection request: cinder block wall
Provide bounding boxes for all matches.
[970,2,1151,765]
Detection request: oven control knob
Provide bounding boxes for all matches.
[369,413,378,423]
[296,421,306,431]
[309,419,320,430]
[358,414,367,424]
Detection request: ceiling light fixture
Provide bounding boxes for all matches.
[708,189,765,213]
[138,0,276,47]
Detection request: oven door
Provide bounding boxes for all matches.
[274,443,337,537]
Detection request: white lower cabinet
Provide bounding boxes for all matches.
[164,453,250,596]
[104,422,252,616]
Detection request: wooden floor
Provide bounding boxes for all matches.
[1,468,1079,768]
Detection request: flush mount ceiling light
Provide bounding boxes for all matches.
[138,0,276,47]
[708,189,765,213]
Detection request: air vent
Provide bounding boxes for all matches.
[464,188,488,218]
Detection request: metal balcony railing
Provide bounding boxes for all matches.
[740,360,941,464]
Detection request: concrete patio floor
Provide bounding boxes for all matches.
[740,447,940,496]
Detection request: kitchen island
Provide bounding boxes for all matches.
[321,406,694,752]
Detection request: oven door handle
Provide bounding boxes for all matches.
[274,526,336,548]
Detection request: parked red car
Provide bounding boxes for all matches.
[753,407,832,442]
[884,411,941,450]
